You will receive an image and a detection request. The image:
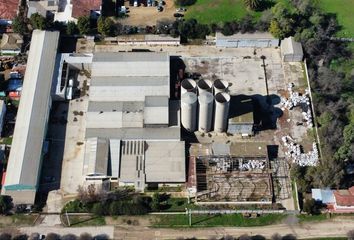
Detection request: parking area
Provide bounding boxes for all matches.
[59,73,89,195]
[119,0,176,26]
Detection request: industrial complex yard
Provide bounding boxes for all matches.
[35,41,314,212]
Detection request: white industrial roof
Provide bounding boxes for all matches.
[145,141,185,183]
[144,96,169,125]
[2,30,59,202]
[92,52,170,77]
[281,36,303,55]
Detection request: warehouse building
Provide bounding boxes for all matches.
[280,36,303,62]
[216,32,279,48]
[1,30,59,204]
[82,52,185,191]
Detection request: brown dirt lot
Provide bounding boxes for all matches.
[118,0,176,26]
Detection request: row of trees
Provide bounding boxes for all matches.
[64,185,171,216]
[0,232,108,240]
[280,0,354,192]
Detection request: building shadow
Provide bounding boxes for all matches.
[36,101,68,206]
[170,56,186,100]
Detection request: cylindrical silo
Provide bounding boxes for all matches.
[181,78,197,96]
[213,79,228,95]
[197,79,212,94]
[198,92,214,133]
[181,92,198,132]
[214,92,231,133]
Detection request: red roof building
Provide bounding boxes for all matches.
[0,0,19,21]
[332,186,354,213]
[71,0,101,19]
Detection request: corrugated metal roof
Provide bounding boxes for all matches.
[86,127,180,140]
[2,30,59,204]
[83,137,109,176]
[88,101,144,112]
[281,36,303,55]
[93,52,169,62]
[145,141,185,183]
[312,189,335,204]
[91,76,168,87]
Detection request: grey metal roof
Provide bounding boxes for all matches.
[85,127,180,140]
[145,141,185,183]
[90,76,169,87]
[88,101,144,112]
[2,30,60,204]
[93,52,169,62]
[83,137,109,176]
[145,96,168,107]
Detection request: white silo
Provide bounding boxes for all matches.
[198,92,214,133]
[197,79,212,94]
[214,92,231,133]
[181,92,198,132]
[213,79,228,95]
[181,78,197,95]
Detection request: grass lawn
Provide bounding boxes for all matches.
[66,215,106,227]
[184,0,261,24]
[297,214,328,223]
[318,0,354,38]
[152,213,286,227]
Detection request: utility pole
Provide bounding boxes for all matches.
[188,209,192,227]
[65,210,70,227]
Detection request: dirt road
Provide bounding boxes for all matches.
[113,219,354,240]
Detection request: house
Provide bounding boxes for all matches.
[312,187,354,213]
[216,32,279,48]
[0,0,19,24]
[71,0,101,20]
[280,36,304,62]
[27,0,59,19]
[0,33,23,55]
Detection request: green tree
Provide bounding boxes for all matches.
[77,16,90,35]
[30,13,47,30]
[97,17,114,36]
[151,192,161,211]
[66,21,79,35]
[0,195,13,215]
[269,19,282,38]
[12,16,27,34]
[243,0,260,10]
[91,202,105,216]
[303,198,319,215]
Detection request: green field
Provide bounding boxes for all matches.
[184,0,261,24]
[318,0,354,38]
[152,213,286,227]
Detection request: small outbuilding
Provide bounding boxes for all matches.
[280,36,304,62]
[0,33,23,55]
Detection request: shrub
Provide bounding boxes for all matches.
[175,0,196,6]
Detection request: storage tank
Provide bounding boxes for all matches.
[181,78,197,95]
[197,79,212,94]
[198,92,214,133]
[213,79,228,95]
[214,92,230,133]
[181,92,198,132]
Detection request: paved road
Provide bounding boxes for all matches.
[113,219,354,240]
[20,226,114,239]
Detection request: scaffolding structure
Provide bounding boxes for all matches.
[195,155,273,203]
